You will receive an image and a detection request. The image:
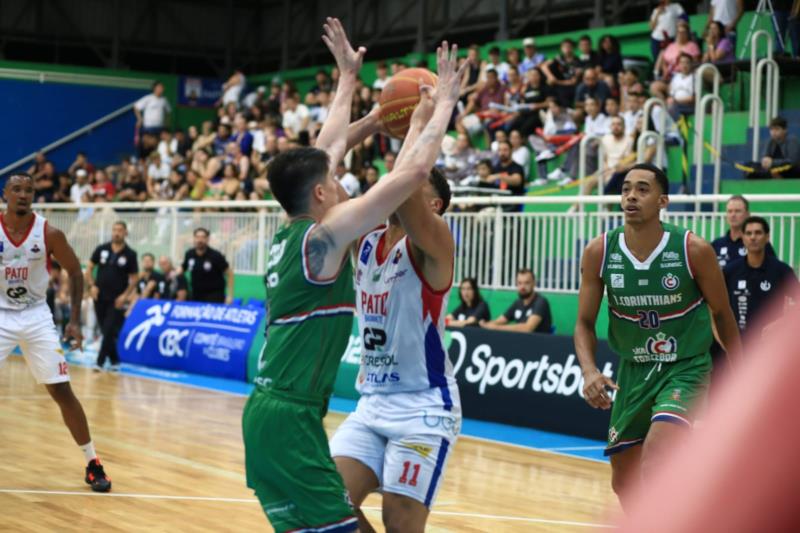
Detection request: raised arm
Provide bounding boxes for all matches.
[688,233,742,363]
[314,18,366,169]
[48,225,84,349]
[305,42,467,281]
[575,236,618,409]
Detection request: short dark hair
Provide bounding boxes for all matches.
[477,158,493,169]
[496,139,512,150]
[4,172,33,188]
[489,46,501,55]
[579,34,592,43]
[625,163,669,195]
[561,38,575,47]
[728,194,750,211]
[267,147,330,216]
[152,81,163,90]
[428,167,451,215]
[142,252,155,261]
[516,268,535,279]
[769,116,788,129]
[743,216,770,234]
[193,227,210,237]
[113,221,127,230]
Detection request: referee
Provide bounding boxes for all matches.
[181,228,234,304]
[84,221,138,371]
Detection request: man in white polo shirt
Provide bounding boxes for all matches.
[134,81,171,154]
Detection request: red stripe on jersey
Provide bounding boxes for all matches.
[0,213,36,248]
[44,220,52,274]
[405,238,452,296]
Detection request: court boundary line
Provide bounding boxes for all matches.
[0,489,614,528]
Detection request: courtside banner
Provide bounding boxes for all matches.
[448,328,616,440]
[118,299,265,381]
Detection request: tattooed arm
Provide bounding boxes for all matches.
[47,225,84,350]
[305,42,467,281]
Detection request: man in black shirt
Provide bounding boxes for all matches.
[744,116,800,179]
[723,216,798,339]
[135,253,165,299]
[480,269,552,334]
[479,140,526,211]
[157,256,188,301]
[85,221,138,371]
[712,195,774,267]
[181,227,234,304]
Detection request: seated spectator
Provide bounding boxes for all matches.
[507,67,551,136]
[158,256,188,301]
[575,68,612,111]
[212,122,232,156]
[372,61,389,90]
[479,269,552,334]
[655,20,700,82]
[447,278,491,327]
[335,161,361,198]
[490,129,508,154]
[27,152,49,180]
[380,151,396,179]
[598,35,624,84]
[509,130,531,178]
[505,67,524,106]
[577,35,600,71]
[135,253,165,300]
[309,90,330,129]
[281,92,310,140]
[33,161,57,203]
[68,151,95,179]
[183,169,206,201]
[90,169,115,202]
[52,172,72,203]
[530,97,578,170]
[459,44,484,103]
[702,21,735,65]
[362,165,379,193]
[231,113,254,156]
[546,96,609,185]
[649,0,686,60]
[70,169,92,204]
[621,85,645,135]
[541,38,582,106]
[519,37,545,74]
[242,85,266,110]
[667,53,696,119]
[116,165,148,202]
[745,116,800,179]
[478,140,525,205]
[482,46,510,82]
[161,170,188,200]
[505,47,522,80]
[219,162,244,200]
[458,67,507,136]
[146,151,171,197]
[605,97,621,120]
[192,120,216,152]
[157,130,177,166]
[439,133,478,184]
[577,116,635,196]
[618,69,641,112]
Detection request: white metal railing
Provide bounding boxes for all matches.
[695,93,724,212]
[749,29,773,127]
[0,100,140,176]
[0,68,153,90]
[748,29,780,160]
[642,97,666,167]
[577,134,605,202]
[22,196,800,293]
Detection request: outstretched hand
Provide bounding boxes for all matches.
[321,17,365,76]
[434,41,469,106]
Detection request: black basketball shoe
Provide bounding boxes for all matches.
[85,459,112,493]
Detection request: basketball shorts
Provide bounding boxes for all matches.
[0,302,69,384]
[241,388,357,533]
[329,388,461,508]
[605,353,711,456]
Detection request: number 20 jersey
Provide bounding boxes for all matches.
[355,228,459,411]
[0,213,50,310]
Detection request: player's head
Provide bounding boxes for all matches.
[2,173,35,216]
[516,268,536,299]
[620,163,669,224]
[424,167,451,216]
[742,216,770,254]
[141,253,155,272]
[725,195,750,231]
[267,147,346,219]
[158,255,173,273]
[193,227,210,251]
[496,140,512,163]
[111,221,128,245]
[459,277,483,307]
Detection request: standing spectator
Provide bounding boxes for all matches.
[33,161,57,203]
[447,278,491,327]
[335,161,361,198]
[507,68,551,136]
[649,0,686,60]
[181,228,234,304]
[711,195,774,266]
[707,0,744,36]
[541,38,582,106]
[509,129,531,178]
[519,37,545,74]
[575,68,613,111]
[479,140,525,203]
[439,133,478,184]
[135,253,165,300]
[70,169,92,204]
[26,151,49,179]
[598,35,624,83]
[231,113,254,156]
[479,269,552,334]
[90,169,115,203]
[667,54,696,119]
[158,256,188,301]
[459,45,484,102]
[281,93,310,141]
[745,117,800,179]
[85,221,138,371]
[67,152,95,179]
[134,81,171,153]
[221,70,246,108]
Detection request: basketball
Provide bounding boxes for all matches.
[378,67,438,138]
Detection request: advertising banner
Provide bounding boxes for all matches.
[178,76,224,107]
[118,299,265,381]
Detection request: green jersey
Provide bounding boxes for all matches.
[255,218,355,399]
[600,222,712,363]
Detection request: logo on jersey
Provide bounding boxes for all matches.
[4,267,28,281]
[356,268,363,284]
[608,426,619,444]
[400,443,433,458]
[30,243,40,254]
[671,388,682,401]
[392,249,403,264]
[739,247,747,256]
[760,280,772,292]
[0,241,3,253]
[610,253,622,262]
[360,241,373,265]
[611,274,624,288]
[361,291,389,317]
[634,332,678,362]
[362,327,387,351]
[662,251,679,261]
[661,273,679,291]
[372,269,382,282]
[384,269,408,284]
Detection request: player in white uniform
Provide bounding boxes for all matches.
[0,173,112,492]
[330,84,459,532]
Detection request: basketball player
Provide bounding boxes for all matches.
[0,173,112,492]
[241,17,466,533]
[329,91,459,533]
[574,163,741,510]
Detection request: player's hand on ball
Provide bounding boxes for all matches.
[321,17,365,76]
[582,369,618,410]
[435,41,469,105]
[410,83,436,129]
[65,321,84,351]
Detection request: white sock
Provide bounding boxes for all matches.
[80,441,98,463]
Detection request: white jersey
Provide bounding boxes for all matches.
[354,227,459,410]
[0,213,50,310]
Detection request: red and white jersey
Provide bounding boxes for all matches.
[0,213,50,310]
[355,227,458,410]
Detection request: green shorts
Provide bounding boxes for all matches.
[605,354,711,456]
[242,388,357,533]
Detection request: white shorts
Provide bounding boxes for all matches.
[0,302,69,384]
[329,388,461,508]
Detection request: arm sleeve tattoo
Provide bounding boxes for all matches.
[306,225,337,278]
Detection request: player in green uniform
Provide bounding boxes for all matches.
[574,163,742,511]
[241,18,466,532]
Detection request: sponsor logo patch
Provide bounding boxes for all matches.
[662,273,679,291]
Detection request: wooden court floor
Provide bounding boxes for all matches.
[0,357,619,532]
